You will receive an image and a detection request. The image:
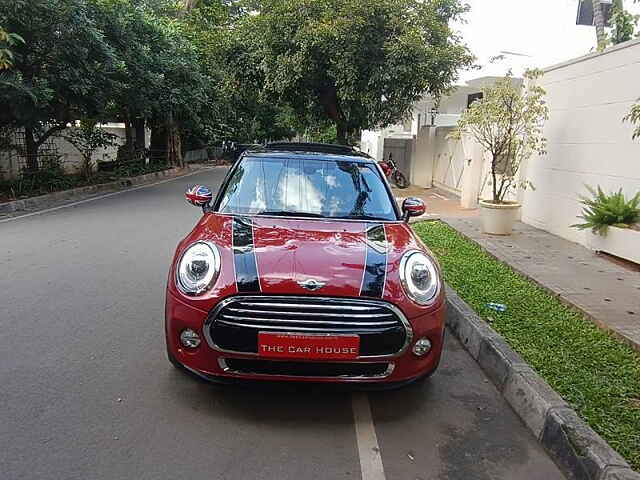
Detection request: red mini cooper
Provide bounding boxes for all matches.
[165,144,445,386]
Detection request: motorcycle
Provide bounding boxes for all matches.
[378,156,409,189]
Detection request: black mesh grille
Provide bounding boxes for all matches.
[224,359,390,378]
[209,296,408,357]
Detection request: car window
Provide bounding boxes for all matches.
[217,156,397,221]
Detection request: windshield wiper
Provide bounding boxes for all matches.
[258,210,324,218]
[336,214,389,221]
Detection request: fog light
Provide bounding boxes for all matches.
[180,329,201,348]
[413,338,432,356]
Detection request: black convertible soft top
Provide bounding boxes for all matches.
[265,142,372,158]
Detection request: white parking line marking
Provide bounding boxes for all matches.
[430,192,447,200]
[352,393,386,480]
[0,168,210,224]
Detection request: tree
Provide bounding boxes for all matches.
[454,71,549,205]
[608,0,639,45]
[240,0,473,144]
[179,0,297,145]
[92,0,212,166]
[0,0,115,170]
[62,121,118,178]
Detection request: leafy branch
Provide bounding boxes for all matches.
[62,122,118,178]
[624,102,640,140]
[0,27,24,70]
[453,70,549,204]
[572,185,640,235]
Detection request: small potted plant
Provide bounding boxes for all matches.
[572,186,640,264]
[454,71,549,234]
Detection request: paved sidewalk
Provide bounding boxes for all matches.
[444,217,640,352]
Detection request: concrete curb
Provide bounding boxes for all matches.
[445,284,640,480]
[0,167,191,215]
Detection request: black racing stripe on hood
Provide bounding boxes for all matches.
[360,224,387,298]
[233,216,261,293]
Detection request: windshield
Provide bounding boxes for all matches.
[217,156,398,221]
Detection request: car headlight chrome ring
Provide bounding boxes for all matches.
[399,250,440,305]
[176,241,221,296]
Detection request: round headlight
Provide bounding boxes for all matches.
[176,241,220,295]
[400,251,439,304]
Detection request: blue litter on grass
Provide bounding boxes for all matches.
[486,303,507,312]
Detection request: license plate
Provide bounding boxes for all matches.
[258,332,360,360]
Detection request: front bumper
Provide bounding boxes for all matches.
[165,292,445,384]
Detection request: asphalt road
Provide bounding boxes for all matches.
[0,167,565,480]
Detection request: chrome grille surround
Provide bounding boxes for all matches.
[204,296,413,360]
[218,358,395,380]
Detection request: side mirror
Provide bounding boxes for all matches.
[402,197,426,222]
[185,184,213,210]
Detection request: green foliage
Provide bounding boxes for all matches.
[0,0,230,160]
[62,121,118,178]
[0,155,74,199]
[0,27,24,70]
[0,155,168,200]
[93,0,213,143]
[304,123,338,144]
[192,3,299,144]
[454,70,549,204]
[572,185,640,235]
[608,0,639,45]
[0,0,116,165]
[623,101,640,140]
[238,0,473,144]
[414,221,640,470]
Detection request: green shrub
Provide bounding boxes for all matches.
[0,157,170,201]
[572,185,640,235]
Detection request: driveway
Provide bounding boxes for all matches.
[393,185,478,221]
[0,168,564,480]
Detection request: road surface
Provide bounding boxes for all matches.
[0,167,564,480]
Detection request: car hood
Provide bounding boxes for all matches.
[252,216,369,297]
[170,214,441,317]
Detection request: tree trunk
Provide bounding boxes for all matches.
[166,112,183,167]
[24,126,39,171]
[336,121,348,145]
[133,117,146,152]
[491,153,499,204]
[592,0,607,51]
[123,112,135,159]
[149,124,166,164]
[318,84,350,144]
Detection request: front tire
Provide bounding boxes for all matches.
[393,171,409,189]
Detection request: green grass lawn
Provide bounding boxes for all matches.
[414,221,640,469]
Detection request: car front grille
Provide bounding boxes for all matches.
[221,358,393,378]
[206,296,411,358]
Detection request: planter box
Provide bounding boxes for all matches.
[588,226,640,265]
[479,200,521,235]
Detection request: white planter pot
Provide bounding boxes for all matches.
[479,200,521,235]
[588,226,640,265]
